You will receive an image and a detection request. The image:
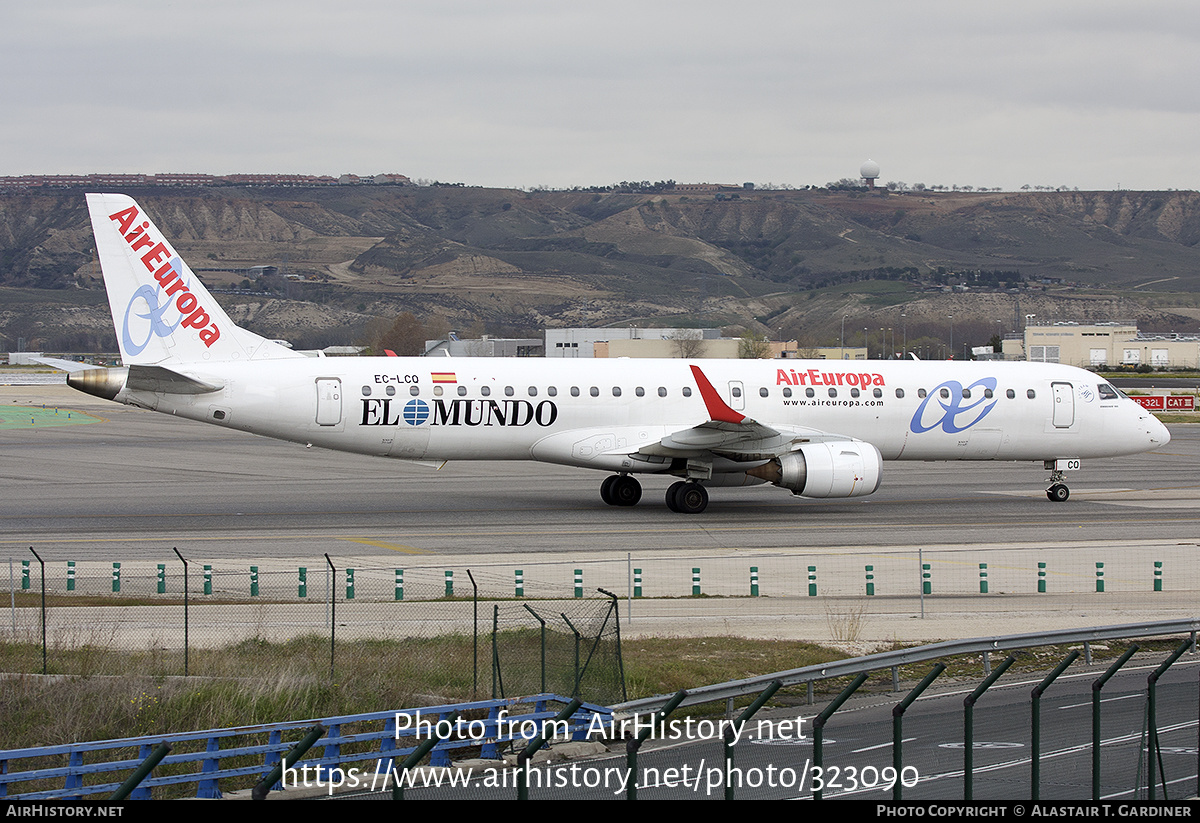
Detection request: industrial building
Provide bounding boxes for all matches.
[1011,322,1200,368]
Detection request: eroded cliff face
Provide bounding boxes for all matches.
[3,186,1200,350]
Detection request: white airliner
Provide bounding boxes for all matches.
[50,193,1170,514]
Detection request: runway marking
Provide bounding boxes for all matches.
[337,538,431,555]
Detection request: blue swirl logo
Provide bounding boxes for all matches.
[402,399,430,426]
[121,280,183,356]
[910,378,999,434]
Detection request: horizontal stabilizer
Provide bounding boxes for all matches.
[29,357,95,373]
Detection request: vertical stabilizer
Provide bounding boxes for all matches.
[86,193,301,365]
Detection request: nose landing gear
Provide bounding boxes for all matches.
[1046,468,1070,502]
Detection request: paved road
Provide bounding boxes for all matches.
[393,654,1200,801]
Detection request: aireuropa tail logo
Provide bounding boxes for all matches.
[109,204,222,353]
[910,378,999,434]
[122,269,183,356]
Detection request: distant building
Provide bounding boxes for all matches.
[596,338,740,359]
[673,183,742,193]
[424,336,543,357]
[1019,322,1200,368]
[546,328,722,358]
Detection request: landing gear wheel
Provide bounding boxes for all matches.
[665,481,687,512]
[600,475,618,505]
[1047,483,1069,502]
[609,475,642,506]
[672,482,709,514]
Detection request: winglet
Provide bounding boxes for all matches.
[689,365,745,424]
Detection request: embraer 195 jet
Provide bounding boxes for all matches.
[49,194,1170,514]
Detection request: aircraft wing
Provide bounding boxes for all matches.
[624,365,852,463]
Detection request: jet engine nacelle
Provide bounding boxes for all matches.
[746,441,883,498]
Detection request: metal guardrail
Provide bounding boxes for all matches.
[0,694,608,800]
[614,619,1200,713]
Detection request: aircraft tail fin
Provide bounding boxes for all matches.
[85,193,302,365]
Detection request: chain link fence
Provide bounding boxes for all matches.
[2,555,630,705]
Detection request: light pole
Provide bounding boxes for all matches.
[841,316,847,360]
[901,313,907,359]
[948,314,954,360]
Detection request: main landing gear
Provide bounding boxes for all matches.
[666,481,709,514]
[600,474,641,506]
[599,475,709,513]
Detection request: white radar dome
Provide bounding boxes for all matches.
[860,159,880,180]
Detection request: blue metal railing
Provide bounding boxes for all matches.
[0,694,607,800]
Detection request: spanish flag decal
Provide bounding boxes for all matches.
[431,372,457,384]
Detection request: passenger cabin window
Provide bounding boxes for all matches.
[527,386,537,396]
[612,387,622,397]
[1027,389,1037,399]
[983,389,993,398]
[547,386,557,397]
[873,388,882,398]
[850,388,860,398]
[385,385,395,396]
[783,387,793,398]
[458,385,467,396]
[434,386,443,397]
[895,388,905,398]
[480,386,490,397]
[918,389,927,398]
[682,387,692,397]
[635,387,645,397]
[962,389,971,399]
[806,388,815,398]
[570,387,580,397]
[732,387,742,398]
[657,387,667,397]
[409,385,419,396]
[504,386,514,397]
[590,387,599,397]
[1006,389,1015,399]
[828,388,837,398]
[940,388,950,399]
[361,386,371,396]
[760,388,769,397]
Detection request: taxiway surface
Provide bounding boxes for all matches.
[2,384,1197,645]
[2,385,1196,558]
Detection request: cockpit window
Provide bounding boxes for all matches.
[1098,383,1119,400]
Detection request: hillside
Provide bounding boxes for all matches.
[2,186,1200,352]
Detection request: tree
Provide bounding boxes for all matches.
[379,312,427,356]
[668,329,706,359]
[739,331,771,359]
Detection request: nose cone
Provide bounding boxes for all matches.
[1149,414,1171,447]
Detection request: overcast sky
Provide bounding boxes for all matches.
[2,1,1197,191]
